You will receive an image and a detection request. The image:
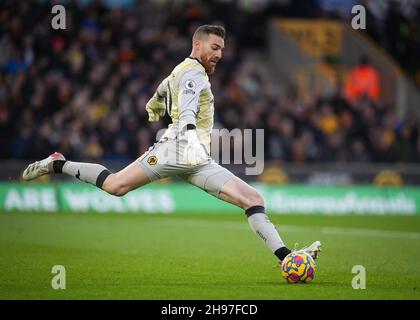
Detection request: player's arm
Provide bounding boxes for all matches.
[178,68,206,129]
[178,69,208,165]
[156,77,169,99]
[145,77,169,122]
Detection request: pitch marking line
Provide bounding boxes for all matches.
[159,218,420,240]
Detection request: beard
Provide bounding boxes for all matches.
[203,59,216,74]
[206,65,215,75]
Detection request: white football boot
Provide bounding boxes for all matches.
[22,152,66,181]
[296,241,322,260]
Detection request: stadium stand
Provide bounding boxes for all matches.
[1,0,419,165]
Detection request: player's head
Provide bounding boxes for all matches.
[191,25,225,75]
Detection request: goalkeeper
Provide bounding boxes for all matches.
[22,25,320,264]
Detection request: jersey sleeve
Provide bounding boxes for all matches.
[156,76,169,98]
[177,67,207,130]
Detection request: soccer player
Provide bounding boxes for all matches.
[22,25,320,264]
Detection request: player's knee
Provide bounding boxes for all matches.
[102,176,128,197]
[108,186,128,197]
[243,190,264,209]
[111,186,128,197]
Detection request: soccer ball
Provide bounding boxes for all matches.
[281,251,316,284]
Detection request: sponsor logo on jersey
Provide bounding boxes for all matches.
[182,89,195,95]
[147,156,158,165]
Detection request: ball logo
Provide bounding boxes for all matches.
[147,156,158,165]
[185,80,196,90]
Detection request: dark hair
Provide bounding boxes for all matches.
[193,25,226,41]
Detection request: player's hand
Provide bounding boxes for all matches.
[183,130,208,165]
[145,93,165,122]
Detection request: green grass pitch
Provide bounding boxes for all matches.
[1,212,420,299]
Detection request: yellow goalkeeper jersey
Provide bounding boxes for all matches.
[159,57,214,154]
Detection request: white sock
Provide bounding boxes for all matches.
[62,161,111,188]
[247,213,286,253]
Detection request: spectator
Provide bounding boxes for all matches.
[344,56,381,103]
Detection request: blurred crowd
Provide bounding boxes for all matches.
[359,0,420,85]
[0,0,419,163]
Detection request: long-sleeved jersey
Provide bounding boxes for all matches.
[157,57,214,154]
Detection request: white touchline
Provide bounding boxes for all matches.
[318,226,420,240]
[275,225,420,240]
[154,218,420,240]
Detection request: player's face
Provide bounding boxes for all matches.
[199,34,224,75]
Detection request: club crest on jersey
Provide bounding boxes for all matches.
[185,80,196,90]
[147,156,158,165]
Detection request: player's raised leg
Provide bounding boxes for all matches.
[22,152,151,196]
[218,176,321,262]
[100,160,151,196]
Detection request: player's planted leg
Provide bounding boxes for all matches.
[218,177,290,261]
[218,177,321,262]
[298,241,322,260]
[245,205,292,261]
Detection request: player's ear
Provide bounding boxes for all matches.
[193,39,201,51]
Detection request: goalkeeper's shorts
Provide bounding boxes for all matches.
[137,137,234,198]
